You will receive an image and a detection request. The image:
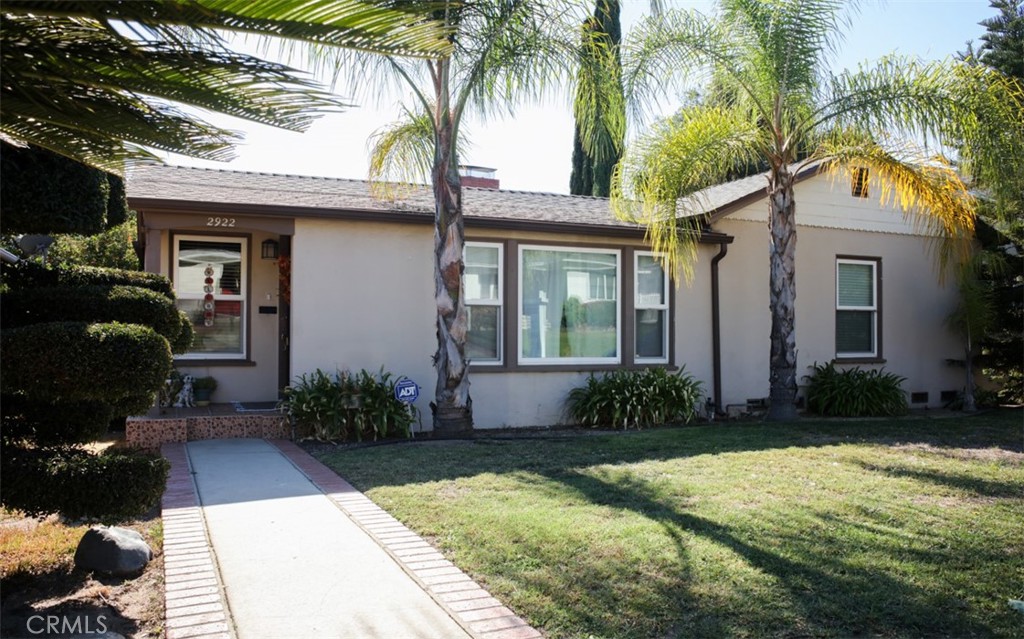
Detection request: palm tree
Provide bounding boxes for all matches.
[1,0,451,173]
[947,249,1007,411]
[612,0,1024,420]
[310,0,581,433]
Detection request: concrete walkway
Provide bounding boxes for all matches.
[160,439,541,639]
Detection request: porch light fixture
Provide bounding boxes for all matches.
[261,239,279,260]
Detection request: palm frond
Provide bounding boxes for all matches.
[611,105,762,284]
[368,105,446,198]
[816,135,976,278]
[573,6,627,165]
[3,0,454,58]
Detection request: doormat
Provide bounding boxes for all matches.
[233,401,281,413]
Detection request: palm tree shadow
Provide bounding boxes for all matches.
[541,467,996,638]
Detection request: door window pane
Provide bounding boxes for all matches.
[174,236,247,358]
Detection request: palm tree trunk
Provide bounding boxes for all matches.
[963,331,977,412]
[766,168,799,421]
[430,66,473,435]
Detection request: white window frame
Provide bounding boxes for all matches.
[173,234,248,360]
[634,251,670,364]
[836,258,878,358]
[464,241,503,366]
[518,244,621,366]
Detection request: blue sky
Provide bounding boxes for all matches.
[169,0,996,194]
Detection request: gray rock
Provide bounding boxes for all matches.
[74,526,152,576]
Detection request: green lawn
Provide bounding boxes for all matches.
[315,411,1024,638]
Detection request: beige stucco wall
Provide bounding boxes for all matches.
[289,219,720,429]
[156,225,282,402]
[714,174,963,408]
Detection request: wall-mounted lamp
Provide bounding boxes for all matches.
[261,239,280,260]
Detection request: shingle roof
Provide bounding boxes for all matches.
[127,165,643,229]
[126,163,809,230]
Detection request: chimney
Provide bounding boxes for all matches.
[458,165,499,189]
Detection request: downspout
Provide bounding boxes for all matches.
[710,241,729,414]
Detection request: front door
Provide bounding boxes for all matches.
[277,235,291,397]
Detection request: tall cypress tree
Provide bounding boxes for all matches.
[570,0,623,197]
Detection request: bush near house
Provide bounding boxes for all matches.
[2,201,184,518]
[2,285,183,342]
[566,367,704,429]
[1,260,174,299]
[0,446,169,522]
[281,368,416,442]
[804,362,908,417]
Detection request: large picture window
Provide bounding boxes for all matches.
[174,235,247,359]
[519,246,620,364]
[635,252,669,363]
[464,242,503,364]
[836,258,878,358]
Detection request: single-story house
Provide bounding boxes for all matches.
[126,164,965,429]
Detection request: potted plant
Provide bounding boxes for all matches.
[192,376,218,406]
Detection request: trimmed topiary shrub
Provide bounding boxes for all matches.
[169,311,194,355]
[1,321,172,410]
[804,362,909,417]
[1,261,174,299]
[2,285,182,339]
[0,445,170,521]
[1,395,112,446]
[566,367,705,429]
[0,142,125,235]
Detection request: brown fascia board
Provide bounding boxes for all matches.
[706,162,825,224]
[128,197,734,245]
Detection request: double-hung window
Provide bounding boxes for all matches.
[519,246,620,364]
[464,242,503,364]
[836,258,879,358]
[174,235,248,359]
[635,252,669,363]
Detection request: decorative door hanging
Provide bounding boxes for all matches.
[203,265,215,326]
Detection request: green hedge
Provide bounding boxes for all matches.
[1,322,171,410]
[2,284,182,340]
[1,395,112,446]
[0,142,128,235]
[0,445,169,521]
[2,261,174,299]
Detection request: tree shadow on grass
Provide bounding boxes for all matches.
[323,409,1023,491]
[853,461,1024,498]
[535,468,1000,639]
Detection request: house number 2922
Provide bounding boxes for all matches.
[206,217,236,227]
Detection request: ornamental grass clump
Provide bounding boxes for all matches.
[804,362,909,417]
[566,367,704,429]
[281,368,415,442]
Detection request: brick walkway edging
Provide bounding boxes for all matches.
[270,439,544,639]
[160,443,234,639]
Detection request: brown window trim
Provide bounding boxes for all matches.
[174,358,257,367]
[835,255,883,361]
[466,236,675,372]
[170,230,253,362]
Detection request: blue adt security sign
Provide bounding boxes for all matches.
[395,379,419,403]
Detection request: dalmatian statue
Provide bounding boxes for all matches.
[174,374,195,408]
